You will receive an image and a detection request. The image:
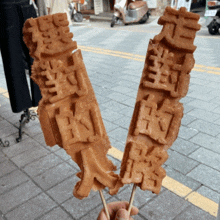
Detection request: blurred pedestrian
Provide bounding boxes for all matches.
[35,0,48,16]
[0,0,41,113]
[45,0,73,25]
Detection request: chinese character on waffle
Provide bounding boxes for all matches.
[26,13,76,59]
[122,142,168,194]
[143,45,194,98]
[37,58,87,103]
[56,102,103,147]
[153,7,201,52]
[134,95,183,145]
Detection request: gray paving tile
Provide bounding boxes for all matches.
[112,115,131,129]
[80,196,118,220]
[171,137,200,156]
[0,120,18,138]
[117,79,139,91]
[10,144,49,168]
[33,162,77,190]
[178,125,199,140]
[117,184,159,209]
[2,137,41,158]
[189,147,220,172]
[108,127,128,144]
[165,166,201,191]
[0,133,29,148]
[54,148,72,161]
[165,150,199,175]
[5,193,57,220]
[5,114,22,126]
[189,133,220,154]
[103,119,119,132]
[215,117,220,126]
[38,207,73,220]
[100,100,127,112]
[28,132,46,146]
[187,164,220,192]
[186,99,219,111]
[47,175,78,204]
[196,186,220,204]
[181,114,196,126]
[62,190,110,219]
[189,84,213,93]
[187,108,220,122]
[0,151,7,164]
[212,106,220,115]
[187,91,216,101]
[119,106,134,118]
[0,170,29,195]
[180,95,193,105]
[66,158,80,171]
[188,119,220,136]
[101,109,124,122]
[122,97,136,107]
[174,204,216,220]
[183,104,195,114]
[188,77,207,86]
[95,94,111,105]
[111,85,135,95]
[107,92,130,102]
[23,122,43,137]
[139,190,190,220]
[0,180,41,214]
[0,104,14,114]
[23,153,63,177]
[0,159,17,178]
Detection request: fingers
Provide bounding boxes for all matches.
[97,209,108,220]
[97,201,139,220]
[115,209,129,220]
[108,201,139,217]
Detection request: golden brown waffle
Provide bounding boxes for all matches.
[110,7,201,195]
[23,13,118,200]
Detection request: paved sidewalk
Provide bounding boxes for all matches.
[0,20,219,219]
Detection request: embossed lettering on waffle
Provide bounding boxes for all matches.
[56,102,103,147]
[74,147,118,199]
[34,59,87,103]
[143,46,194,98]
[122,142,168,194]
[24,13,76,59]
[153,7,201,52]
[134,95,183,145]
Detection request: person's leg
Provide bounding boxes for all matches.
[20,1,42,107]
[0,3,32,113]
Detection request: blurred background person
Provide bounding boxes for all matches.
[45,0,73,25]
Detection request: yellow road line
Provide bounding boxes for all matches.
[0,88,7,94]
[162,175,192,197]
[78,45,220,76]
[186,192,218,216]
[108,146,219,217]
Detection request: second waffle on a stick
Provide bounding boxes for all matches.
[110,6,201,195]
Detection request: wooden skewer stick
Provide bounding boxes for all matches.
[128,184,137,215]
[99,190,110,220]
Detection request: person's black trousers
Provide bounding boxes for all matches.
[0,0,41,113]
